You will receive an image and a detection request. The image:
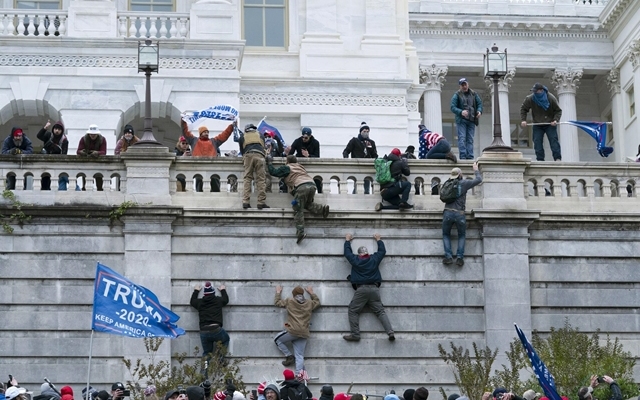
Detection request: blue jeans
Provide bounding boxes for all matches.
[456,119,476,159]
[532,125,562,161]
[442,209,466,259]
[426,139,451,159]
[200,328,230,357]
[381,180,411,206]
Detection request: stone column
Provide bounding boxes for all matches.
[419,64,448,135]
[552,67,583,162]
[606,69,625,162]
[407,84,427,141]
[484,68,516,148]
[628,41,640,157]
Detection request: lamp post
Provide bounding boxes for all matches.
[135,39,162,146]
[483,43,515,152]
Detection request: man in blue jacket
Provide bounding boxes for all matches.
[343,233,394,342]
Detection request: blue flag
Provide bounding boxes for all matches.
[565,121,613,157]
[92,263,185,338]
[257,119,287,148]
[515,324,562,400]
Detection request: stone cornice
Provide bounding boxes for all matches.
[600,0,635,31]
[410,15,607,38]
[0,55,237,69]
[239,93,406,107]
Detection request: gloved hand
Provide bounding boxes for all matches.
[10,148,21,155]
[79,149,88,156]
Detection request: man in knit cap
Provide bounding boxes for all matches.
[274,285,321,374]
[280,370,312,400]
[343,122,378,194]
[190,281,230,369]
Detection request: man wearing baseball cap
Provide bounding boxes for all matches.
[450,78,483,160]
[520,82,563,161]
[6,386,28,400]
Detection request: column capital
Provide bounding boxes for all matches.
[419,64,448,90]
[606,68,621,97]
[628,39,640,71]
[551,67,583,95]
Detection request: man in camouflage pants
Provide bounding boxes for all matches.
[267,155,330,244]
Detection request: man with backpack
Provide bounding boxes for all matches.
[280,369,312,400]
[441,162,482,266]
[375,148,413,211]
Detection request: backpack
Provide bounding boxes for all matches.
[286,384,307,400]
[374,157,393,185]
[440,178,462,203]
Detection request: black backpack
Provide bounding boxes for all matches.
[286,384,307,400]
[440,178,462,203]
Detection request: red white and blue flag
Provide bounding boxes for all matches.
[258,118,287,148]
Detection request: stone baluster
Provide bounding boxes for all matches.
[419,64,448,136]
[27,15,36,36]
[602,180,611,197]
[7,15,16,36]
[44,15,52,36]
[159,18,167,38]
[32,176,41,191]
[15,175,24,190]
[17,15,25,37]
[139,18,148,38]
[169,18,177,38]
[51,176,59,191]
[339,179,348,194]
[118,17,127,37]
[128,17,137,38]
[586,183,595,198]
[148,18,158,38]
[552,67,583,162]
[58,15,66,36]
[86,176,94,191]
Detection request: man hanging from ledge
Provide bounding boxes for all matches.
[180,116,235,192]
[267,155,330,244]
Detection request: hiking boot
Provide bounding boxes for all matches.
[456,257,464,267]
[388,332,396,341]
[322,205,330,218]
[282,355,295,366]
[296,233,307,244]
[445,152,457,163]
[343,334,361,342]
[399,202,414,210]
[257,204,270,209]
[375,202,382,211]
[242,203,251,209]
[442,257,454,265]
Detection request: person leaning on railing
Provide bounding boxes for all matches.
[2,127,33,190]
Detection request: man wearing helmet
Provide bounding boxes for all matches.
[238,123,269,209]
[288,127,320,158]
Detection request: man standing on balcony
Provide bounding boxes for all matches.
[2,127,33,190]
[343,233,395,342]
[238,123,269,209]
[180,117,236,192]
[343,122,378,194]
[450,78,482,160]
[267,155,330,244]
[520,82,563,161]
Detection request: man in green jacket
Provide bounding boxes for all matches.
[274,285,321,374]
[520,82,563,161]
[267,155,329,244]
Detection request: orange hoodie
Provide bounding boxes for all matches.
[181,120,233,157]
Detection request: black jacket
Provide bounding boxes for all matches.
[190,290,229,329]
[343,134,377,159]
[380,153,410,190]
[280,380,313,400]
[288,136,320,158]
[37,121,68,154]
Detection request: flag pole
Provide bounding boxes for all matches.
[85,329,95,400]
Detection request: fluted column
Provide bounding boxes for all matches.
[629,41,640,158]
[419,64,448,135]
[484,68,516,148]
[552,67,583,162]
[606,69,624,162]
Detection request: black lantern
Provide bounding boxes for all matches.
[483,43,515,152]
[135,39,162,145]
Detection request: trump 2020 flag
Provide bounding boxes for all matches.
[515,324,562,400]
[565,121,613,157]
[257,118,287,148]
[92,263,185,338]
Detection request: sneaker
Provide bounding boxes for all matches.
[442,257,454,265]
[257,204,270,209]
[296,233,307,244]
[375,202,382,211]
[242,203,251,209]
[322,205,330,218]
[282,355,295,366]
[456,258,464,267]
[445,152,457,163]
[343,334,361,342]
[388,332,396,341]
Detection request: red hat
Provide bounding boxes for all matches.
[390,148,402,156]
[257,383,266,395]
[179,136,187,142]
[214,392,226,400]
[283,369,295,381]
[13,129,23,137]
[335,394,352,400]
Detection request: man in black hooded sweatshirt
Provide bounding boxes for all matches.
[190,281,230,367]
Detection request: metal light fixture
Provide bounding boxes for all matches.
[483,43,515,152]
[135,39,162,145]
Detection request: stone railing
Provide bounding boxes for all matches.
[0,10,67,37]
[3,154,640,212]
[117,12,189,39]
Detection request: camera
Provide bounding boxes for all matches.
[200,381,212,399]
[178,387,186,395]
[597,377,605,384]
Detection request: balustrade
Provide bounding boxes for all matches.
[0,10,66,37]
[117,12,189,39]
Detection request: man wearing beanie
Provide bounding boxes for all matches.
[413,388,429,400]
[115,124,140,155]
[442,162,482,267]
[186,387,205,400]
[190,281,230,370]
[375,148,413,211]
[238,123,269,209]
[280,369,312,400]
[319,386,334,400]
[403,389,415,400]
[343,121,378,194]
[343,232,395,342]
[274,285,321,374]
